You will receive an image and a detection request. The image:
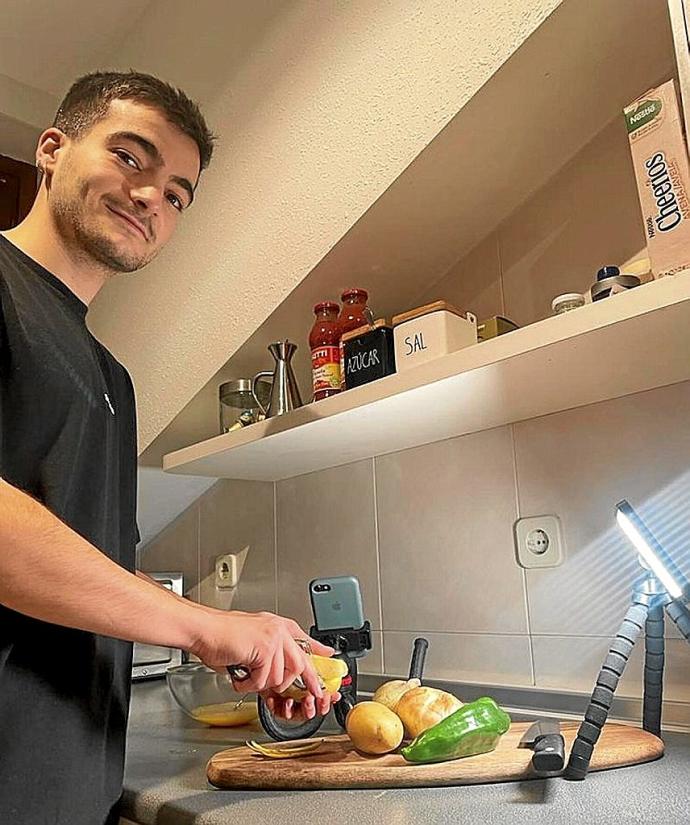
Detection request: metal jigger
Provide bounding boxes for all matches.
[565,500,690,780]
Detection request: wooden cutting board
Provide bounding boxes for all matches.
[206,721,663,790]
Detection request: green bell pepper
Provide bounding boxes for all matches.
[400,696,511,764]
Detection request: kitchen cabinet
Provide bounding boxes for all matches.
[160,0,688,482]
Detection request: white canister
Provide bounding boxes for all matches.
[392,301,477,371]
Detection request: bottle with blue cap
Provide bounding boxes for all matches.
[590,265,641,301]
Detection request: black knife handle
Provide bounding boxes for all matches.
[408,637,429,681]
[533,734,566,772]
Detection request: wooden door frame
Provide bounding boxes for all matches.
[0,154,39,224]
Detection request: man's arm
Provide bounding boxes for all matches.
[135,569,207,612]
[0,477,203,648]
[0,478,335,716]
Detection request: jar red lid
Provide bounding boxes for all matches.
[341,288,368,301]
[313,301,340,313]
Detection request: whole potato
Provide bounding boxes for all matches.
[396,687,462,738]
[346,701,404,755]
[372,678,421,712]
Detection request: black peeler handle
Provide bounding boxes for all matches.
[227,637,313,685]
[408,637,429,681]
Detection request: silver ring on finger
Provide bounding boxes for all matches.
[293,637,312,654]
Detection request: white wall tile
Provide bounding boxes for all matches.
[376,426,528,634]
[359,630,384,675]
[276,460,381,632]
[515,382,690,638]
[198,479,276,613]
[384,630,533,687]
[138,501,199,601]
[532,634,690,704]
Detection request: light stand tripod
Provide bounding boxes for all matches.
[565,500,690,780]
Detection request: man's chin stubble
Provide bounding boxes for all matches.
[89,239,150,273]
[78,227,156,273]
[52,196,155,273]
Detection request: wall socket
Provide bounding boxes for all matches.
[215,546,250,589]
[514,515,564,569]
[215,554,239,589]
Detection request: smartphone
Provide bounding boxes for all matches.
[309,575,365,632]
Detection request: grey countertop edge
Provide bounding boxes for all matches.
[121,679,690,825]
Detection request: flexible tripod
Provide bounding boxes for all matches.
[565,571,690,779]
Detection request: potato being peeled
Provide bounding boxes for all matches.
[372,678,421,712]
[281,654,348,701]
[396,687,462,738]
[346,701,404,755]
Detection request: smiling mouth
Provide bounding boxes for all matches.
[106,205,148,241]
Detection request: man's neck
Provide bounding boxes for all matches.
[2,193,109,307]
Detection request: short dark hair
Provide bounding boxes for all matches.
[54,70,215,171]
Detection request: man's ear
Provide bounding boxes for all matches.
[36,128,68,179]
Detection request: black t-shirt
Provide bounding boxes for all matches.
[0,234,139,825]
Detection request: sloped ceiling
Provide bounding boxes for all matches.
[3,0,566,545]
[88,0,562,456]
[0,0,151,96]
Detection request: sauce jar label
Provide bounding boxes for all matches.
[312,346,341,394]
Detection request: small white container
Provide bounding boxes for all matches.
[551,292,585,315]
[392,301,477,371]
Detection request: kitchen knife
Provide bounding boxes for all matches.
[518,719,565,773]
[408,637,429,681]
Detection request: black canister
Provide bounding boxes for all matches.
[342,321,396,389]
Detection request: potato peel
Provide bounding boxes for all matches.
[246,739,325,759]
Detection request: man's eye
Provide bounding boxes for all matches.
[166,192,184,211]
[114,150,139,169]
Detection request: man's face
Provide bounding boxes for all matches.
[46,99,201,273]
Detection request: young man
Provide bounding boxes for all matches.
[0,71,336,825]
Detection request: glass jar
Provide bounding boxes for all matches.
[218,379,271,433]
[337,288,372,389]
[309,301,342,401]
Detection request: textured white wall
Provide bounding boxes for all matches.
[88,0,561,453]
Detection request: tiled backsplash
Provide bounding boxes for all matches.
[140,380,690,717]
[140,106,690,720]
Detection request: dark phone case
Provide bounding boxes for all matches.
[309,576,367,655]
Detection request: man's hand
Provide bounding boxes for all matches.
[261,689,342,721]
[190,609,338,718]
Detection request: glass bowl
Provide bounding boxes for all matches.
[166,663,259,727]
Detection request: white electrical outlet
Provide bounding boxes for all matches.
[215,554,238,589]
[515,515,564,569]
[215,546,250,589]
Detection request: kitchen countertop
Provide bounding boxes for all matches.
[122,680,690,825]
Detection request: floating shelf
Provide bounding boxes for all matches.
[163,271,690,481]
